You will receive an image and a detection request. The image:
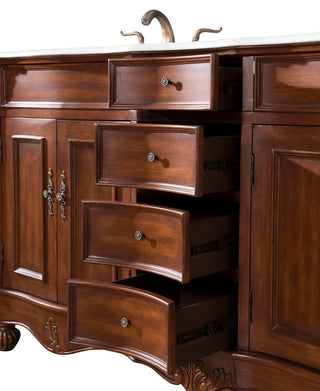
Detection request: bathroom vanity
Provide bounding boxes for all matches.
[1,33,320,390]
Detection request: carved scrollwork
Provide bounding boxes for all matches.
[45,317,61,353]
[176,361,233,391]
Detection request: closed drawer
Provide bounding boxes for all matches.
[2,62,109,109]
[108,55,241,110]
[82,201,238,283]
[68,274,236,376]
[95,123,240,196]
[252,54,320,112]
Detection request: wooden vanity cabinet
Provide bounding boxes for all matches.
[0,51,241,385]
[5,43,320,391]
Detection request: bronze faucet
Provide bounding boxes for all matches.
[141,10,175,43]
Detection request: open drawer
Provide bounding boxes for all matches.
[68,274,236,376]
[108,54,242,111]
[82,200,238,283]
[95,123,240,196]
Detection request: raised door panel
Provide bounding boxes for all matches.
[57,120,132,304]
[251,125,320,370]
[2,118,57,301]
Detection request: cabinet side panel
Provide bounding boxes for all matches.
[238,124,253,349]
[57,120,116,304]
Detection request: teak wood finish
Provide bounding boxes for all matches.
[82,200,238,282]
[96,123,240,196]
[2,39,320,391]
[69,274,235,376]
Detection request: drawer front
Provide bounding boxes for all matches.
[254,54,320,111]
[108,54,218,110]
[96,123,203,196]
[69,279,175,375]
[82,201,190,282]
[2,62,109,109]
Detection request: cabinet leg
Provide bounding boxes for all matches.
[0,323,21,351]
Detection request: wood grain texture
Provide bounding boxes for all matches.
[69,275,235,377]
[82,201,190,282]
[96,123,240,196]
[69,279,176,375]
[0,288,89,353]
[81,200,238,283]
[57,120,122,304]
[237,124,253,350]
[109,54,218,110]
[96,122,203,195]
[242,56,255,112]
[3,62,109,109]
[2,118,57,301]
[233,351,320,391]
[254,54,320,112]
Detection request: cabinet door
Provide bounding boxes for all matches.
[2,118,57,301]
[57,121,134,304]
[251,125,320,370]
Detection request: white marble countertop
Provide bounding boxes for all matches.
[1,32,320,58]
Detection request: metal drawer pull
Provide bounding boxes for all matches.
[161,76,182,91]
[147,152,157,162]
[43,168,54,218]
[56,170,66,221]
[135,231,144,241]
[120,317,130,328]
[161,76,171,87]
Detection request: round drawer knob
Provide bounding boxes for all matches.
[147,152,157,162]
[120,317,130,328]
[161,76,170,87]
[135,231,144,241]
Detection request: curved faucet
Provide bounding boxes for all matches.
[141,10,175,43]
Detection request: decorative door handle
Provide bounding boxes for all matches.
[43,168,54,217]
[56,170,66,221]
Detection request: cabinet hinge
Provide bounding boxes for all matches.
[1,243,4,268]
[249,291,253,323]
[251,153,255,185]
[0,139,3,163]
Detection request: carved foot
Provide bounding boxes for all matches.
[0,324,21,351]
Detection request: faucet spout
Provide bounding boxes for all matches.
[141,10,175,43]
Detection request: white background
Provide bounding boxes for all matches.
[1,0,320,390]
